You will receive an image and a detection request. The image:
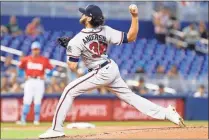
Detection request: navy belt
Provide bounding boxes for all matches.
[88,60,110,72]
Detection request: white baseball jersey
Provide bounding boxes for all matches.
[51,25,174,132]
[67,25,124,69]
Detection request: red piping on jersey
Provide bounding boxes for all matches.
[81,28,102,34]
[52,69,99,131]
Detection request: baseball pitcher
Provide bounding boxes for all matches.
[17,42,53,125]
[40,4,185,138]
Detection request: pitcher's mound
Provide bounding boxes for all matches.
[67,126,208,139]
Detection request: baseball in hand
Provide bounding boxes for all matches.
[129,4,138,16]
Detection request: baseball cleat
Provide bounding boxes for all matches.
[165,105,186,127]
[34,121,40,125]
[16,121,26,125]
[39,128,65,139]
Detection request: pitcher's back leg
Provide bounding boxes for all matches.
[107,75,167,120]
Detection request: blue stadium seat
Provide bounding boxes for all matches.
[43,31,52,40]
[1,39,10,46]
[3,35,13,42]
[1,35,208,79]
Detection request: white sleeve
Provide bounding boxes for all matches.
[66,37,82,62]
[105,26,124,45]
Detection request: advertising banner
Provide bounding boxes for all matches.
[113,99,184,120]
[0,97,184,122]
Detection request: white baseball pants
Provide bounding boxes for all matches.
[23,78,45,105]
[52,59,167,131]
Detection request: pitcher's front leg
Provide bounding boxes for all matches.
[52,72,96,132]
[39,70,103,139]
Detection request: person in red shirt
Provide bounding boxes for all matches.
[16,41,53,125]
[25,17,44,37]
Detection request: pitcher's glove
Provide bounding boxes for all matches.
[57,37,71,49]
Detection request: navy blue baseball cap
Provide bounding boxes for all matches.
[79,5,103,18]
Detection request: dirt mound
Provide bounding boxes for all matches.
[67,126,208,139]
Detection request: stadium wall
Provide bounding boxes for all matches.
[1,15,154,38]
[2,15,207,39]
[1,94,208,122]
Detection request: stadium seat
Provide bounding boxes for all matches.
[1,35,208,80]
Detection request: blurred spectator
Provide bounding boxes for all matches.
[156,65,165,74]
[6,16,22,36]
[25,17,44,37]
[9,76,22,93]
[1,57,20,93]
[5,67,19,92]
[153,7,171,44]
[167,15,180,38]
[6,65,17,78]
[59,79,67,91]
[1,25,8,36]
[199,21,208,39]
[182,23,200,50]
[154,84,171,96]
[139,87,148,95]
[57,66,66,73]
[46,77,62,94]
[46,85,53,94]
[1,76,9,93]
[193,85,208,98]
[98,87,109,95]
[132,77,148,95]
[135,66,145,74]
[88,87,109,95]
[1,55,14,72]
[7,67,18,80]
[168,16,180,31]
[167,65,179,78]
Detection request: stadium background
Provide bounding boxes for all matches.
[0,1,208,139]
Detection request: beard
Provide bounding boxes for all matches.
[79,16,87,26]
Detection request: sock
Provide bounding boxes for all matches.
[21,104,30,122]
[34,104,41,122]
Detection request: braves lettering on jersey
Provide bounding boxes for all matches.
[67,26,124,69]
[19,56,53,78]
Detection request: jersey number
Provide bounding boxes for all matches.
[89,41,107,58]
